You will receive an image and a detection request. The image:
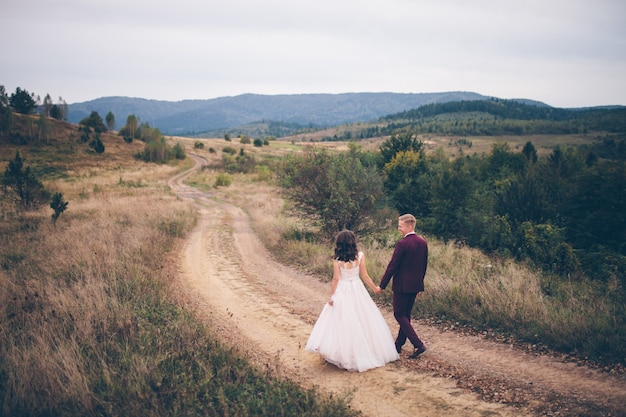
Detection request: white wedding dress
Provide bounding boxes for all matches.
[305,252,399,372]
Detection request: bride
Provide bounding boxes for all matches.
[305,230,399,372]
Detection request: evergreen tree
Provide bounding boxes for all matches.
[79,111,107,133]
[379,132,424,167]
[89,134,105,153]
[0,85,11,136]
[0,85,8,108]
[1,151,49,209]
[522,141,538,164]
[50,192,69,225]
[105,111,115,131]
[49,104,63,120]
[9,87,37,114]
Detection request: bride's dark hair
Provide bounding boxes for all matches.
[334,230,358,262]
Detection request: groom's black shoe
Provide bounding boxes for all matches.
[395,343,403,354]
[408,345,427,359]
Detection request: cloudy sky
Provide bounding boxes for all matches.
[2,0,625,108]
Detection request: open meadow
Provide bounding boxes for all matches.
[0,129,363,416]
[1,124,624,416]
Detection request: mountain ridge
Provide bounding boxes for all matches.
[68,91,501,135]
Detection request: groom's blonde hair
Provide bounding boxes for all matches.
[399,214,416,228]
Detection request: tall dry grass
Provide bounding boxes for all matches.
[1,184,195,413]
[1,155,360,416]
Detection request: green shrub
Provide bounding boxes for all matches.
[214,173,232,187]
[256,165,272,182]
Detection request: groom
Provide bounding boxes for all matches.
[377,214,428,359]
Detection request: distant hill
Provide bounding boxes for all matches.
[377,98,626,136]
[67,92,495,135]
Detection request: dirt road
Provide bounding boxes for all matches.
[170,155,626,417]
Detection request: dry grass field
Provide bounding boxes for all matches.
[1,116,623,416]
[279,127,598,158]
[0,124,363,416]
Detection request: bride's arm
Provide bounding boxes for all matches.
[328,260,340,305]
[359,253,380,293]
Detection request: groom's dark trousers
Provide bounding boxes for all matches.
[393,291,423,349]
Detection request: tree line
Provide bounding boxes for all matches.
[383,98,626,134]
[319,99,626,141]
[0,85,69,120]
[0,86,70,144]
[278,133,626,287]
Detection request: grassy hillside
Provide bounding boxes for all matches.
[0,113,145,174]
[0,116,360,417]
[282,128,603,160]
[2,111,623,415]
[286,99,626,151]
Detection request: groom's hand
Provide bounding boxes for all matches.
[374,286,382,294]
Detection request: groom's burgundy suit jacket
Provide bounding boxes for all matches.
[379,233,428,294]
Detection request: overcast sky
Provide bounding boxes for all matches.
[2,0,625,108]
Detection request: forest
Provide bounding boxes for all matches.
[325,98,626,141]
[282,132,626,282]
